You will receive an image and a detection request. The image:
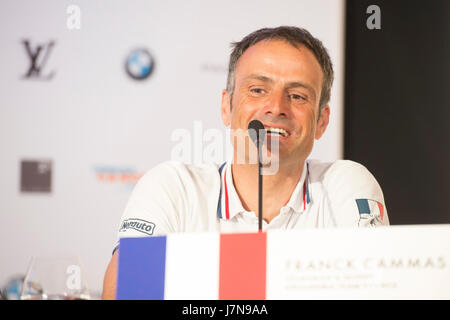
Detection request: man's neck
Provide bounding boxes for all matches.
[231,158,305,224]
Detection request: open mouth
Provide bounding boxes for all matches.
[265,126,289,137]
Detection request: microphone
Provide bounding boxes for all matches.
[248,119,266,149]
[248,120,265,232]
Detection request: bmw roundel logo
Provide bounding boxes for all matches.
[125,48,154,80]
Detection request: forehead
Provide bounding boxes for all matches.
[234,39,323,91]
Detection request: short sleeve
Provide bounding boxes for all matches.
[113,162,188,251]
[323,160,390,227]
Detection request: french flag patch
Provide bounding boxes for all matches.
[355,199,384,226]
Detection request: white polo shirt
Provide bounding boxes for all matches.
[115,159,389,248]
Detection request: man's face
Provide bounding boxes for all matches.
[221,39,330,166]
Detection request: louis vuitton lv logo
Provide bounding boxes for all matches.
[22,40,56,80]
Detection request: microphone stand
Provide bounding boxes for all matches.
[257,138,263,232]
[248,120,265,233]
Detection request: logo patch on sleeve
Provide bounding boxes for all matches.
[120,218,155,235]
[355,199,384,226]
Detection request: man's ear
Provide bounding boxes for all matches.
[221,89,232,126]
[315,105,330,140]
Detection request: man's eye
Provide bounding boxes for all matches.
[250,88,265,94]
[290,94,306,101]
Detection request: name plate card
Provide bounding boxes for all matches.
[267,225,450,299]
[117,225,450,299]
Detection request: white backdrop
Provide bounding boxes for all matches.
[0,0,345,298]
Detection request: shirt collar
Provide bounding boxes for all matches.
[284,161,311,213]
[217,161,246,220]
[217,161,311,220]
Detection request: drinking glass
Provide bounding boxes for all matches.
[20,256,90,300]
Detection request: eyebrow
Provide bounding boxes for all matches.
[245,74,274,83]
[286,81,316,100]
[245,74,317,100]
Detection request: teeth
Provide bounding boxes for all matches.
[266,127,288,137]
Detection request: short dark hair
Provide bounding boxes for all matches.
[226,26,334,111]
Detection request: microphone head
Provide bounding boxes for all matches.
[248,119,266,146]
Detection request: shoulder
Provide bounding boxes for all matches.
[136,161,220,190]
[308,159,378,188]
[118,161,222,236]
[308,159,389,227]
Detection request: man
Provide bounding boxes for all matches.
[102,26,389,299]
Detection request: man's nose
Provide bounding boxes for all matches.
[263,91,289,118]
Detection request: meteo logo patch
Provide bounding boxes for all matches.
[120,219,155,236]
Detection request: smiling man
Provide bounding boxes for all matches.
[102,26,389,299]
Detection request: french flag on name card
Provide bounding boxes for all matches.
[117,232,267,300]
